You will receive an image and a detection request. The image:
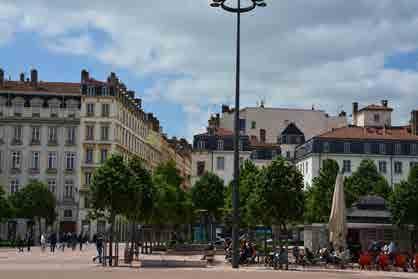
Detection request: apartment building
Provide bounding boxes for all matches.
[0,68,81,238]
[0,67,192,241]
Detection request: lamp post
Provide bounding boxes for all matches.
[210,0,267,268]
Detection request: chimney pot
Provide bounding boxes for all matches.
[81,69,89,83]
[20,73,25,82]
[30,69,38,86]
[0,68,4,86]
[381,100,388,107]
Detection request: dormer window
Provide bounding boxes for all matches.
[217,140,224,150]
[87,86,96,97]
[197,140,206,150]
[374,114,380,122]
[323,142,330,153]
[395,143,401,155]
[14,102,23,117]
[102,87,109,96]
[344,142,351,153]
[379,143,386,154]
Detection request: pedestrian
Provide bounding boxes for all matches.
[40,233,46,252]
[78,233,83,251]
[26,233,32,252]
[50,232,57,253]
[67,232,71,248]
[93,233,104,263]
[59,233,65,252]
[72,233,77,251]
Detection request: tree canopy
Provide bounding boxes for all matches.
[0,187,13,222]
[247,157,304,230]
[304,159,339,223]
[191,172,225,220]
[389,165,418,228]
[344,159,392,206]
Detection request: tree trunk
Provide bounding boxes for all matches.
[282,223,289,270]
[109,213,115,267]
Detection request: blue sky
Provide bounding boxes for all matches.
[2,0,418,140]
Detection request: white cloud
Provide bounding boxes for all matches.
[3,0,418,138]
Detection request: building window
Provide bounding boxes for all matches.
[395,143,401,155]
[31,127,41,144]
[286,151,291,159]
[217,140,224,151]
[48,127,58,144]
[13,126,22,144]
[260,129,266,143]
[374,114,380,122]
[48,152,57,169]
[411,144,417,155]
[10,180,19,193]
[197,140,205,150]
[50,104,59,118]
[87,86,95,97]
[342,160,351,173]
[86,125,94,140]
[197,161,205,176]
[216,157,225,171]
[65,152,76,170]
[66,127,76,144]
[86,148,94,164]
[102,104,110,117]
[101,126,109,141]
[48,180,56,194]
[344,142,351,153]
[64,180,74,198]
[11,151,21,169]
[64,209,73,218]
[323,142,330,153]
[31,151,40,170]
[32,103,41,117]
[86,103,95,116]
[239,140,243,151]
[85,172,92,185]
[251,121,256,129]
[364,143,371,154]
[394,161,403,174]
[379,161,387,174]
[102,87,109,96]
[379,143,386,154]
[100,149,108,163]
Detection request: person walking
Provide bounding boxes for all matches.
[25,232,32,252]
[16,236,24,253]
[40,233,46,252]
[59,233,65,252]
[50,232,57,253]
[93,233,104,263]
[71,233,77,251]
[78,233,83,251]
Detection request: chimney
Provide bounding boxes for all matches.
[0,68,4,86]
[20,73,25,82]
[352,102,359,126]
[411,110,418,136]
[81,69,89,83]
[127,90,135,99]
[381,100,388,107]
[135,98,142,109]
[222,104,230,113]
[30,69,38,86]
[109,72,118,85]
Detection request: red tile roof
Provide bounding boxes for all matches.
[318,126,418,141]
[359,104,393,112]
[0,81,81,95]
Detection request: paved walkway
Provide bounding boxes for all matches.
[1,246,417,278]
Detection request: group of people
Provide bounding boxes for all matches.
[16,232,89,253]
[15,232,33,252]
[224,239,257,265]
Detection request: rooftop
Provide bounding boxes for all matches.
[359,104,393,112]
[317,125,418,141]
[0,80,81,95]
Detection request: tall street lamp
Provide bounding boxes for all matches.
[209,0,267,268]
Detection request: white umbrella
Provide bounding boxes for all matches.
[328,173,347,250]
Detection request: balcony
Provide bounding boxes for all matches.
[65,140,76,146]
[65,168,75,174]
[61,196,76,206]
[48,140,58,146]
[29,168,40,175]
[46,168,58,174]
[30,140,41,146]
[10,168,21,174]
[11,139,23,146]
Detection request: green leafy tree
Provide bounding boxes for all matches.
[304,159,339,223]
[89,154,131,266]
[192,172,225,220]
[225,160,259,227]
[389,165,418,252]
[0,187,13,222]
[247,157,304,241]
[11,181,56,238]
[344,159,392,206]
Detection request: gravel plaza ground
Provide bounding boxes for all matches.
[1,245,418,279]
